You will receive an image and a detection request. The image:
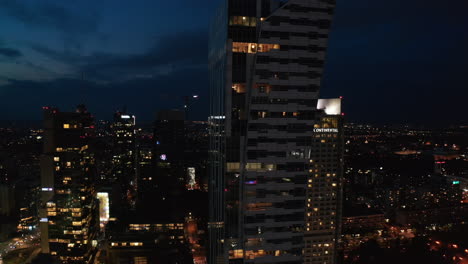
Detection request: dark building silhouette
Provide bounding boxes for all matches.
[148,110,187,219]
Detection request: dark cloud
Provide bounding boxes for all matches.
[29,44,86,65]
[0,0,100,39]
[1,0,467,125]
[83,30,208,80]
[30,30,208,81]
[0,67,209,121]
[0,47,22,58]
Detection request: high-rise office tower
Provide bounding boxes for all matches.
[111,111,137,209]
[208,1,341,263]
[39,105,99,264]
[151,110,186,219]
[306,99,343,264]
[153,110,186,190]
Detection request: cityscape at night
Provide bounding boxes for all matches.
[0,1,467,264]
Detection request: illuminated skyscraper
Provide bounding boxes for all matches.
[111,111,137,210]
[208,1,341,263]
[39,105,99,264]
[305,99,344,264]
[151,110,186,219]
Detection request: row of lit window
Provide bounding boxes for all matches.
[63,124,79,129]
[59,256,84,260]
[233,42,280,54]
[111,242,143,247]
[56,147,81,152]
[226,162,276,172]
[63,230,82,235]
[229,16,262,27]
[49,239,71,243]
[229,249,287,259]
[128,223,184,231]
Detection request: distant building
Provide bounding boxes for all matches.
[39,105,99,264]
[136,143,155,197]
[395,205,468,228]
[151,110,186,212]
[106,233,193,264]
[111,111,137,211]
[342,207,386,234]
[105,216,193,264]
[0,177,16,241]
[185,121,210,191]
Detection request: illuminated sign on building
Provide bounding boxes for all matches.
[160,154,167,161]
[40,218,48,223]
[453,181,460,185]
[97,192,110,223]
[41,187,53,192]
[121,115,131,119]
[317,99,342,115]
[187,167,196,190]
[313,128,339,133]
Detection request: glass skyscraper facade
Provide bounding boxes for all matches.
[39,105,99,264]
[208,1,342,264]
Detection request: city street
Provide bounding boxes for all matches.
[0,234,40,264]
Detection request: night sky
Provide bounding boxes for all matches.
[0,0,467,125]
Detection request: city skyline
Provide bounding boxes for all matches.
[0,0,467,125]
[0,1,467,264]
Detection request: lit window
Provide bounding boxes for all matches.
[63,124,70,129]
[229,16,256,27]
[227,162,240,172]
[232,42,280,53]
[134,257,148,264]
[229,249,244,259]
[232,83,246,93]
